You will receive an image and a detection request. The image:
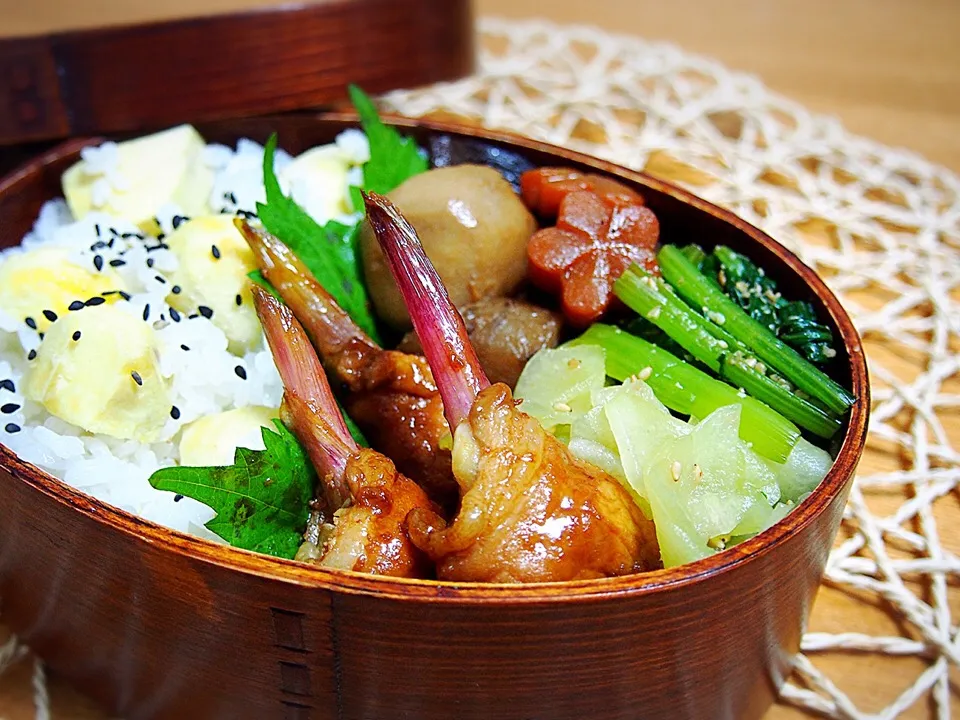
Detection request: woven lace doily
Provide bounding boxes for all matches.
[2,17,959,720]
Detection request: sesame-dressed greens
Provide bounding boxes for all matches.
[680,244,839,366]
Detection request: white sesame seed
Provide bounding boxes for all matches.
[553,401,573,413]
[670,461,682,481]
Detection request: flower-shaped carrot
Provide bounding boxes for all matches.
[520,167,644,218]
[527,190,660,327]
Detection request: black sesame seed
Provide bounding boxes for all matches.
[170,406,181,420]
[171,285,181,295]
[156,233,166,241]
[173,494,184,502]
[42,309,57,323]
[85,296,105,307]
[5,423,20,434]
[172,215,188,230]
[25,317,36,330]
[121,232,137,239]
[27,349,36,361]
[159,314,166,322]
[94,223,102,237]
[119,291,132,301]
[180,344,190,351]
[0,379,15,392]
[235,294,242,306]
[91,241,107,251]
[93,255,104,272]
[107,238,115,248]
[38,333,44,340]
[211,245,221,260]
[68,301,85,311]
[109,227,120,236]
[228,192,237,204]
[1,403,20,414]
[170,308,181,322]
[142,304,150,321]
[131,371,143,386]
[146,258,155,268]
[154,275,167,285]
[234,365,247,380]
[72,330,81,341]
[198,305,213,319]
[109,259,126,267]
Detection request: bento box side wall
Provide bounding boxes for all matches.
[0,461,344,720]
[327,496,841,720]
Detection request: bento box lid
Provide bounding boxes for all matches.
[0,0,475,146]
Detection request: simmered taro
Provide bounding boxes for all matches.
[359,165,537,330]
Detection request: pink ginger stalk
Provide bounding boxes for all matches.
[252,287,356,506]
[237,219,377,358]
[363,192,490,429]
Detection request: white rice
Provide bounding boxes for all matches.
[0,131,369,543]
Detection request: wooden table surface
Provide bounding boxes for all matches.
[1,0,958,718]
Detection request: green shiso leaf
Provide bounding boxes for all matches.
[148,420,316,559]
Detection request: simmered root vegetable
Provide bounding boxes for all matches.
[364,191,661,582]
[527,189,659,327]
[520,167,644,218]
[398,297,563,387]
[359,165,537,330]
[165,216,261,353]
[254,288,434,578]
[23,304,171,442]
[62,124,213,233]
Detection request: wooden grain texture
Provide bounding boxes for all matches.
[0,0,474,144]
[0,115,868,720]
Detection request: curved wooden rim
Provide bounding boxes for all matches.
[0,114,870,603]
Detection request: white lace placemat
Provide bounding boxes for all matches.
[2,16,959,720]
